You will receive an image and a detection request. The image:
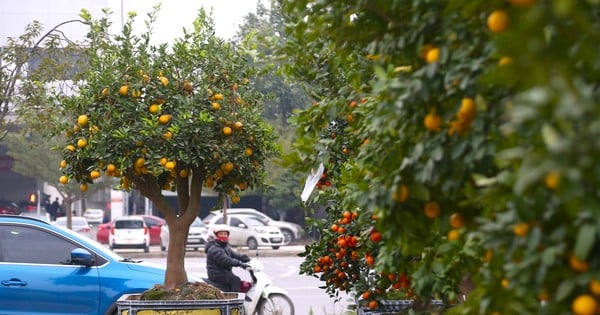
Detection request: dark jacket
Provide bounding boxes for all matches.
[205,239,250,283]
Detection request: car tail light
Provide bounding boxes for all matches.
[144,227,148,235]
[111,227,115,235]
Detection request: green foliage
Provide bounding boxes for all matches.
[280,0,600,314]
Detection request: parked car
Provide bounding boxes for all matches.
[160,216,208,251]
[82,208,104,225]
[108,216,150,252]
[53,216,94,239]
[204,213,285,250]
[0,214,165,314]
[97,214,164,245]
[203,208,303,244]
[0,200,19,215]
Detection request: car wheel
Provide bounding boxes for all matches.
[247,238,258,250]
[272,246,280,250]
[281,229,293,244]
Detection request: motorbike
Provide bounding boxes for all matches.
[203,258,295,315]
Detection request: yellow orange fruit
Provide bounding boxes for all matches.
[392,184,409,202]
[498,56,513,66]
[59,160,67,169]
[211,102,221,110]
[420,44,435,60]
[450,213,465,229]
[487,10,509,33]
[162,131,173,140]
[570,255,590,272]
[245,148,253,156]
[90,170,101,179]
[484,249,494,263]
[159,76,169,87]
[131,89,141,99]
[424,112,442,132]
[231,195,241,204]
[119,85,129,96]
[233,121,243,130]
[134,157,146,169]
[501,278,509,289]
[222,126,233,136]
[212,93,224,101]
[66,144,76,152]
[221,162,235,174]
[179,169,189,178]
[458,97,476,122]
[545,170,560,190]
[77,115,89,126]
[159,157,168,166]
[572,294,598,315]
[59,175,69,184]
[448,229,460,241]
[513,222,529,237]
[149,104,159,114]
[77,138,88,148]
[238,182,247,191]
[101,88,109,97]
[183,80,193,92]
[158,114,172,124]
[424,201,441,218]
[80,183,88,192]
[165,161,176,170]
[426,47,440,64]
[589,279,600,296]
[106,164,117,172]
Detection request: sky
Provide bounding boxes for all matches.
[0,0,263,45]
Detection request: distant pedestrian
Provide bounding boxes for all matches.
[48,198,59,221]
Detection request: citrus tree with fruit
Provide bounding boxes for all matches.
[280,0,600,314]
[55,8,278,289]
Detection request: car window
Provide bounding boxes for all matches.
[243,216,266,227]
[214,217,224,224]
[115,220,143,229]
[0,225,79,264]
[229,217,243,227]
[142,217,162,227]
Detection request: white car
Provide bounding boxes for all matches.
[204,213,285,250]
[83,208,105,225]
[109,216,150,253]
[160,216,208,251]
[53,216,93,239]
[203,208,303,244]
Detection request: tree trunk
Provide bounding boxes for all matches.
[164,219,190,288]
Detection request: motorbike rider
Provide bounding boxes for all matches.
[205,224,251,292]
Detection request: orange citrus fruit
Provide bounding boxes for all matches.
[59,175,69,184]
[426,47,440,64]
[149,104,159,114]
[487,10,509,33]
[159,76,169,87]
[233,121,243,130]
[211,102,221,110]
[450,213,465,229]
[570,255,590,272]
[101,88,109,97]
[119,85,129,96]
[589,279,600,296]
[77,115,89,126]
[59,160,67,169]
[545,171,560,190]
[77,138,88,148]
[392,184,409,202]
[498,56,513,66]
[572,294,598,315]
[222,126,233,136]
[424,112,442,132]
[458,97,476,122]
[90,170,101,179]
[424,201,441,218]
[448,229,460,241]
[513,223,529,237]
[165,161,176,170]
[80,183,88,192]
[158,114,172,124]
[212,93,224,101]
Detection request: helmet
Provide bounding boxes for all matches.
[212,224,230,243]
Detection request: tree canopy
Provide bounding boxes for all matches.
[279,0,600,314]
[53,7,278,288]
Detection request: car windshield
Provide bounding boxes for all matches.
[242,216,267,227]
[191,217,204,227]
[115,220,143,229]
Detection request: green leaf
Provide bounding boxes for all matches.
[574,224,596,259]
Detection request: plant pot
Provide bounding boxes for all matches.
[358,299,446,315]
[117,292,245,315]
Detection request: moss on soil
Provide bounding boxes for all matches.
[140,282,227,301]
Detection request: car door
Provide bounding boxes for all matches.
[0,224,101,314]
[227,216,246,246]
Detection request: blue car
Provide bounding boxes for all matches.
[0,215,165,315]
